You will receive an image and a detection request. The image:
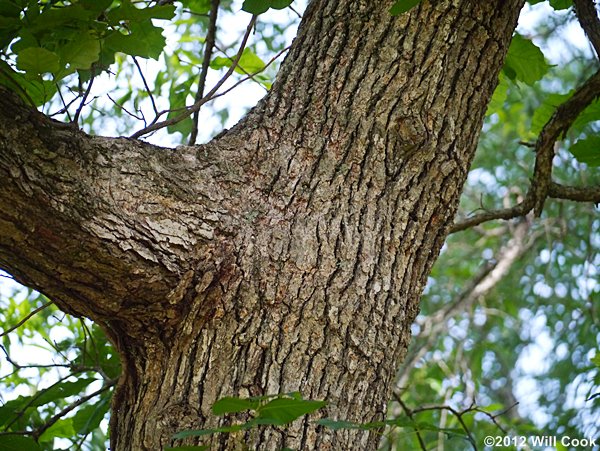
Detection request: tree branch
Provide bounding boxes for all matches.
[549,181,600,202]
[0,85,246,332]
[130,15,256,139]
[189,0,220,145]
[451,69,600,233]
[573,0,600,58]
[0,301,53,338]
[32,380,116,441]
[393,394,427,451]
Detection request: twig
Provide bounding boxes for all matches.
[451,69,600,232]
[472,402,519,434]
[72,72,95,125]
[133,56,159,117]
[201,45,291,101]
[393,394,427,451]
[107,93,144,121]
[412,405,478,449]
[0,301,53,338]
[573,0,600,58]
[55,86,73,122]
[213,41,269,90]
[130,15,257,139]
[189,0,220,145]
[289,5,303,19]
[32,380,116,440]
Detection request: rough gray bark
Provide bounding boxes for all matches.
[0,0,524,449]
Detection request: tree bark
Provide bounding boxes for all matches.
[0,0,524,449]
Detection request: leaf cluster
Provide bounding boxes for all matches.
[0,0,176,106]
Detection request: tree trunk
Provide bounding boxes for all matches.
[0,0,524,449]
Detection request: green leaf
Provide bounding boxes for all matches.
[16,47,60,75]
[503,34,549,85]
[0,397,31,428]
[212,396,260,415]
[531,92,570,134]
[390,0,421,15]
[569,137,600,166]
[315,418,365,430]
[107,0,176,23]
[72,397,110,435]
[271,0,293,9]
[105,21,166,60]
[27,4,93,33]
[0,1,22,17]
[31,378,96,407]
[79,0,113,14]
[256,398,327,424]
[549,0,572,10]
[242,0,271,15]
[486,72,509,117]
[58,31,100,71]
[531,91,600,135]
[237,49,266,73]
[166,76,195,137]
[211,49,266,75]
[0,61,56,105]
[0,435,41,451]
[182,0,212,14]
[38,418,75,442]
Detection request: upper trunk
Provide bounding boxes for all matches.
[0,0,524,449]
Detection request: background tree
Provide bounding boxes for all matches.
[0,0,599,450]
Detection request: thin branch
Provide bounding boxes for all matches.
[573,0,600,58]
[202,45,291,101]
[0,301,53,338]
[133,56,159,117]
[213,41,269,91]
[472,402,519,434]
[289,5,303,19]
[189,0,220,145]
[451,69,600,232]
[530,70,600,215]
[408,404,478,450]
[72,72,95,125]
[393,394,427,451]
[2,371,76,431]
[130,15,257,139]
[55,86,73,122]
[107,93,144,121]
[32,380,117,441]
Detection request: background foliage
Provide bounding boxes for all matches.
[0,0,598,450]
